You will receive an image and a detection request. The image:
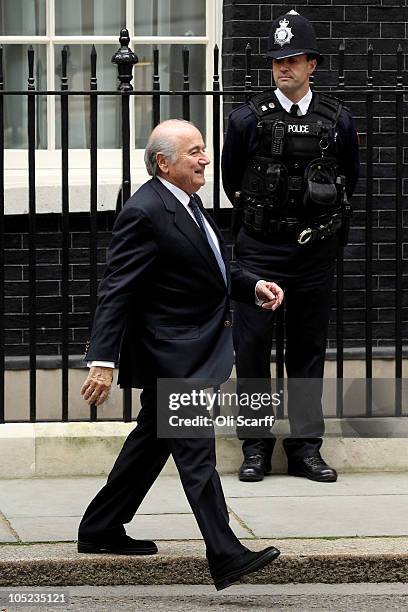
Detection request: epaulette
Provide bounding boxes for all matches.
[317,92,351,114]
[314,93,343,124]
[248,90,282,119]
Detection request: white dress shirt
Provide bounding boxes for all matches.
[275,87,312,116]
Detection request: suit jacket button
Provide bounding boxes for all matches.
[224,320,232,327]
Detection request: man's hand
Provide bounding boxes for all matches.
[255,281,284,310]
[81,366,114,406]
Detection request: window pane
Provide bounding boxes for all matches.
[0,0,46,36]
[55,0,125,36]
[55,45,120,148]
[3,45,47,149]
[134,45,206,149]
[134,0,205,36]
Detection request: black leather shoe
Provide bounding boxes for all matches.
[288,453,337,482]
[77,534,158,555]
[211,546,280,591]
[238,454,271,482]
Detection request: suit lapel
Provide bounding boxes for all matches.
[151,179,227,287]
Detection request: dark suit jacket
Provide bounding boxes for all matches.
[85,177,259,387]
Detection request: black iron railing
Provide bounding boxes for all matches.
[0,29,406,423]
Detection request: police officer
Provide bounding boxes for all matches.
[222,10,359,482]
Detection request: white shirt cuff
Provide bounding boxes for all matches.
[255,280,267,307]
[87,361,115,368]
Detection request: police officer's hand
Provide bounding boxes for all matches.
[255,281,284,311]
[81,366,114,406]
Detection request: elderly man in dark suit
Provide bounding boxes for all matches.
[77,119,284,591]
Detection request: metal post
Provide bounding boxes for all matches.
[152,47,160,128]
[0,47,4,423]
[182,47,190,121]
[365,44,374,416]
[89,45,98,422]
[275,308,285,420]
[27,46,37,422]
[245,43,252,101]
[336,40,345,418]
[211,44,222,419]
[338,41,345,89]
[60,46,70,422]
[112,28,138,422]
[394,44,403,416]
[212,44,220,226]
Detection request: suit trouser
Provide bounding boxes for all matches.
[233,228,338,461]
[78,387,245,565]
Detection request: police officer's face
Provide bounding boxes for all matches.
[272,54,317,101]
[158,125,210,195]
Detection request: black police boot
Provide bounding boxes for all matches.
[288,452,337,482]
[238,439,274,482]
[238,453,272,482]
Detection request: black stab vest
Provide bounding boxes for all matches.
[240,91,343,222]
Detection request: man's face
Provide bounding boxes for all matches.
[159,126,210,195]
[272,54,317,99]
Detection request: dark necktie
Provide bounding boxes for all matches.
[188,196,227,285]
[290,103,300,117]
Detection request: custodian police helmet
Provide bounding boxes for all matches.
[266,10,323,64]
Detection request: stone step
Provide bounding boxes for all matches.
[1,540,407,586]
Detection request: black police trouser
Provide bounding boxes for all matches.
[233,227,339,462]
[78,387,246,567]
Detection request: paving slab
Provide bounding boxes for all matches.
[126,513,250,541]
[2,472,407,519]
[0,514,16,543]
[226,494,408,538]
[0,478,104,517]
[0,476,192,517]
[7,512,250,543]
[1,473,408,544]
[221,472,408,498]
[134,477,192,514]
[7,516,81,543]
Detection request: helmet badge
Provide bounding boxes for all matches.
[274,17,294,47]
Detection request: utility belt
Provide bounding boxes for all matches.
[241,208,344,245]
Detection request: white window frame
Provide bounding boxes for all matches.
[2,0,223,183]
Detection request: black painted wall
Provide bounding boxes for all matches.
[4,213,113,358]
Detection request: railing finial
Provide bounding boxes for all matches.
[111,27,138,91]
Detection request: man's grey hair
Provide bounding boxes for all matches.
[144,119,194,177]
